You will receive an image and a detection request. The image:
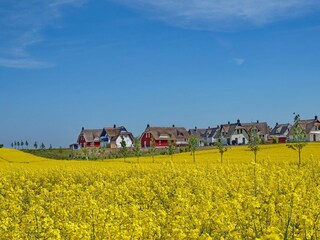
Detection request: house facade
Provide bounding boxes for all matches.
[100,125,134,148]
[188,127,207,147]
[205,126,220,145]
[140,125,189,148]
[77,125,134,149]
[269,123,292,143]
[216,120,249,145]
[242,121,269,143]
[289,116,320,142]
[77,128,103,148]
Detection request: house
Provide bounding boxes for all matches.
[216,120,249,145]
[241,121,269,143]
[100,125,134,148]
[140,124,189,148]
[289,116,320,142]
[269,123,292,143]
[205,126,220,145]
[188,127,207,147]
[77,128,103,148]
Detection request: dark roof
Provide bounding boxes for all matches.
[206,127,219,138]
[142,126,189,141]
[270,123,292,136]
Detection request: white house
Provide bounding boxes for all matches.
[100,125,134,148]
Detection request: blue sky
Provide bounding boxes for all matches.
[1,0,320,148]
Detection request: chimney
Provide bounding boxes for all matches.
[147,124,150,128]
[257,120,259,123]
[82,127,84,131]
[113,124,116,128]
[172,124,175,128]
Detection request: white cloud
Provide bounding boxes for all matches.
[0,0,87,69]
[115,0,320,30]
[233,58,245,66]
[0,58,53,69]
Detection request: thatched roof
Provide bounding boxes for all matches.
[143,126,189,141]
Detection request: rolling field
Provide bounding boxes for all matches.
[1,143,320,239]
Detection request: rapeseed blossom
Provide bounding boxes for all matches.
[0,144,320,239]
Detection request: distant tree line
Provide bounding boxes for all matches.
[10,140,51,150]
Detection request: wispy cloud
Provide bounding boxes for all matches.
[0,58,54,69]
[0,0,87,69]
[115,0,320,30]
[233,58,245,66]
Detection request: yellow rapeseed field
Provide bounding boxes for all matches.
[1,143,320,239]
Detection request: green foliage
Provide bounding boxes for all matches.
[286,113,307,166]
[133,138,141,163]
[189,135,199,163]
[248,130,261,163]
[167,140,175,161]
[34,141,38,149]
[215,138,228,163]
[0,144,3,148]
[40,143,46,150]
[120,136,128,162]
[148,138,156,163]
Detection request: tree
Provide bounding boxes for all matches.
[133,138,141,163]
[17,141,20,149]
[20,140,24,149]
[189,135,199,163]
[149,138,157,163]
[248,129,261,163]
[215,138,228,163]
[11,142,14,149]
[167,140,176,161]
[287,113,307,167]
[34,141,38,149]
[49,144,52,150]
[120,136,128,162]
[25,141,29,149]
[40,142,45,150]
[14,141,17,149]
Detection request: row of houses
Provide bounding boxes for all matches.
[70,115,320,149]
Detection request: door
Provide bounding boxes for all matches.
[242,138,245,144]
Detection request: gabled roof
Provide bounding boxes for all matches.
[143,126,189,141]
[216,121,245,138]
[102,126,134,142]
[79,129,102,143]
[291,116,320,134]
[205,127,219,138]
[270,123,292,136]
[188,128,207,139]
[242,122,269,135]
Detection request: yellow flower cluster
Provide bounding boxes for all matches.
[0,143,320,239]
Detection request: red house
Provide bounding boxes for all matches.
[77,128,102,148]
[140,124,189,148]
